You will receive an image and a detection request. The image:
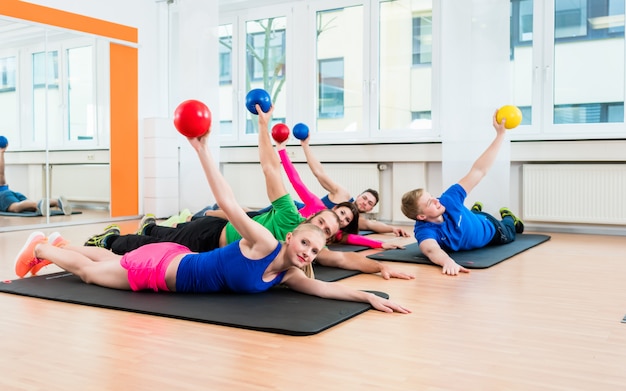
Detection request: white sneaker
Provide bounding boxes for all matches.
[57,196,72,216]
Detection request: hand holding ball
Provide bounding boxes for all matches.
[496,105,522,129]
[292,123,309,140]
[271,123,290,143]
[174,100,212,137]
[246,89,272,115]
[0,136,7,149]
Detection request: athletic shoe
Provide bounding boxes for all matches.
[500,207,525,234]
[160,214,180,228]
[31,231,70,276]
[178,208,192,223]
[136,214,156,235]
[84,224,121,248]
[57,195,73,216]
[471,202,483,212]
[15,231,47,278]
[37,199,49,216]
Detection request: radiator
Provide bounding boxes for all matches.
[522,164,626,225]
[50,164,111,204]
[223,163,380,211]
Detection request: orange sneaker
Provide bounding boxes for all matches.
[15,232,47,278]
[30,232,67,276]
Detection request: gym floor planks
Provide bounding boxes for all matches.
[1,222,625,390]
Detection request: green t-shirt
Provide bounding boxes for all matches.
[224,193,305,244]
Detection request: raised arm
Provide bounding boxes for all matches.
[457,110,507,194]
[300,135,351,203]
[187,131,276,255]
[257,105,290,203]
[274,139,326,218]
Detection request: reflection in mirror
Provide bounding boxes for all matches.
[0,18,111,232]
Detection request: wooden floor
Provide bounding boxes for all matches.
[1,221,625,390]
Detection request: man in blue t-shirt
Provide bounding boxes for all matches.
[400,111,524,276]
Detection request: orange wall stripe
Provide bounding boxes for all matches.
[0,0,137,43]
[110,43,139,216]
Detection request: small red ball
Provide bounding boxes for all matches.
[271,123,290,143]
[173,100,212,137]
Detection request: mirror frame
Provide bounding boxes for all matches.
[0,0,139,218]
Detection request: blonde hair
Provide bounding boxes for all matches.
[400,188,424,221]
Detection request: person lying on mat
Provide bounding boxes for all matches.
[0,141,72,216]
[213,133,410,238]
[15,131,410,314]
[200,134,404,251]
[298,133,410,237]
[82,105,414,281]
[400,110,524,276]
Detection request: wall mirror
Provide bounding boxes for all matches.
[1,1,139,233]
[0,16,113,232]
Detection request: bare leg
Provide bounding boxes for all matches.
[34,243,131,290]
[7,200,38,213]
[0,149,6,186]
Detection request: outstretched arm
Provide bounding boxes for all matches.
[419,239,470,276]
[316,248,415,280]
[187,131,276,255]
[358,218,411,237]
[257,105,290,203]
[457,110,507,194]
[300,135,351,203]
[282,267,411,313]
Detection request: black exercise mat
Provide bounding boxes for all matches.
[327,243,369,252]
[359,230,375,235]
[313,264,361,282]
[0,210,82,217]
[0,272,387,336]
[367,234,551,269]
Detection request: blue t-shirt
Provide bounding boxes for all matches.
[175,240,285,293]
[413,184,495,251]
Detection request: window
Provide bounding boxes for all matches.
[0,55,18,142]
[32,50,60,144]
[316,6,364,133]
[219,33,232,85]
[412,15,432,65]
[219,23,234,137]
[67,45,95,141]
[318,58,345,118]
[245,16,287,134]
[510,0,625,136]
[379,1,433,132]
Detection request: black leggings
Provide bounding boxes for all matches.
[109,216,229,255]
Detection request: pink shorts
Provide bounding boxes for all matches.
[120,242,191,292]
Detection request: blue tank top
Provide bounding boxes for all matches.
[175,240,285,293]
[321,194,354,209]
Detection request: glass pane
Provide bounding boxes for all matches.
[554,0,625,124]
[0,55,18,143]
[316,6,363,133]
[510,0,533,126]
[67,45,95,141]
[33,50,60,145]
[379,0,432,131]
[245,17,286,134]
[219,24,233,136]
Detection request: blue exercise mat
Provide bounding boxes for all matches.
[367,234,551,269]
